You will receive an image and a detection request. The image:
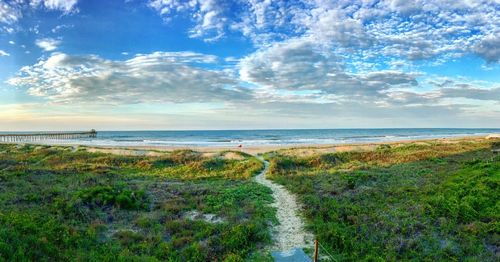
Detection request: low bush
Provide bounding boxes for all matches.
[70,185,150,210]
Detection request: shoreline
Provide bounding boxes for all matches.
[4,134,498,156]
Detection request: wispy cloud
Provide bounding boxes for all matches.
[0,50,9,56]
[51,24,74,33]
[0,0,79,27]
[0,0,22,25]
[148,0,298,43]
[31,0,79,13]
[35,37,61,51]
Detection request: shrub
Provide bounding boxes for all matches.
[152,158,175,168]
[180,243,207,262]
[376,144,392,151]
[0,159,17,169]
[307,153,340,168]
[115,230,144,245]
[0,212,111,261]
[224,253,244,262]
[201,158,226,170]
[169,150,202,164]
[71,185,149,210]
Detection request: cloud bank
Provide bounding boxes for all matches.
[7,52,250,104]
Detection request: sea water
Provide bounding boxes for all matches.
[3,128,499,147]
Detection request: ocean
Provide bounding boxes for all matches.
[3,128,499,147]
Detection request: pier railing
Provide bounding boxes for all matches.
[0,129,97,143]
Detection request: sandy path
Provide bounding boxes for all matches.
[254,157,313,251]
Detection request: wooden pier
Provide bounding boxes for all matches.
[0,129,97,143]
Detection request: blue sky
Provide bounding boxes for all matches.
[0,0,499,130]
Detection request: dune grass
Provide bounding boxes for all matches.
[0,144,274,261]
[265,139,499,261]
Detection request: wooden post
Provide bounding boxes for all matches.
[314,239,319,262]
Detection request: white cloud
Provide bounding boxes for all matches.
[0,0,79,26]
[302,0,500,62]
[35,38,61,51]
[239,38,419,102]
[29,25,40,34]
[6,48,500,126]
[0,50,9,56]
[148,0,227,41]
[474,35,500,63]
[440,85,500,101]
[148,0,298,43]
[51,24,74,33]
[427,78,500,101]
[6,52,250,104]
[236,33,500,121]
[8,40,15,45]
[1,0,498,127]
[31,0,78,13]
[2,26,15,34]
[224,56,238,62]
[148,0,500,64]
[0,1,22,24]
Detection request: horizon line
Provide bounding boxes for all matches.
[2,127,500,133]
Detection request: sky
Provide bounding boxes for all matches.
[0,0,499,131]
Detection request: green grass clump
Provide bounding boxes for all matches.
[426,160,499,224]
[71,185,149,210]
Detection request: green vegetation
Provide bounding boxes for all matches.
[69,184,150,210]
[0,144,273,261]
[266,139,499,261]
[1,139,498,261]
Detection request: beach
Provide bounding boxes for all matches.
[60,134,499,157]
[4,128,500,149]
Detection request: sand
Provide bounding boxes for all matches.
[71,134,494,157]
[254,157,314,251]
